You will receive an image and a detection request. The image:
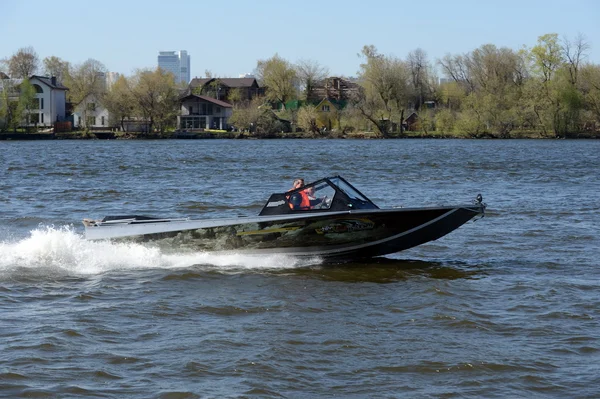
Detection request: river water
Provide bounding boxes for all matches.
[0,139,599,398]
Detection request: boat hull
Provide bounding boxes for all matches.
[84,205,484,259]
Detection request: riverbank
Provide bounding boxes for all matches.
[1,130,599,140]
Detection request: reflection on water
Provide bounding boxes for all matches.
[282,258,481,282]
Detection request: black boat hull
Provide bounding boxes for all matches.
[105,206,484,259]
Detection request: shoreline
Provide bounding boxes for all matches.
[1,131,599,140]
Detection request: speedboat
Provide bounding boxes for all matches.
[83,176,486,259]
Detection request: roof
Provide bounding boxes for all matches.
[189,78,212,88]
[30,75,69,90]
[179,94,233,108]
[189,77,258,89]
[218,78,258,88]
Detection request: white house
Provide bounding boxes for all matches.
[178,94,233,130]
[27,76,68,127]
[72,93,110,129]
[72,71,120,129]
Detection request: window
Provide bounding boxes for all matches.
[86,116,96,126]
[29,113,40,124]
[215,106,220,114]
[207,104,213,115]
[41,98,44,110]
[101,116,105,126]
[87,103,96,111]
[41,113,44,124]
[30,98,41,109]
[78,116,82,126]
[33,84,43,93]
[329,177,370,202]
[322,105,330,112]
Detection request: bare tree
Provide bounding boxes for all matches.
[438,53,476,93]
[296,59,329,101]
[7,47,40,78]
[562,33,590,85]
[407,48,429,109]
[63,59,107,129]
[43,56,69,83]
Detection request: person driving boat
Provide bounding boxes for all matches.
[287,178,311,210]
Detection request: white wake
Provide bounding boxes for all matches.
[0,226,320,276]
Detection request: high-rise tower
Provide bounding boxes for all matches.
[157,50,190,84]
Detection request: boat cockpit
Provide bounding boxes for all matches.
[258,176,379,216]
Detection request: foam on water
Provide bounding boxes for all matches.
[0,226,319,276]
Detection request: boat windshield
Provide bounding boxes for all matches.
[258,176,378,216]
[329,176,370,202]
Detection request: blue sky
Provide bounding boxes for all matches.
[1,0,598,79]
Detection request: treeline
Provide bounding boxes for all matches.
[1,33,599,138]
[236,34,600,138]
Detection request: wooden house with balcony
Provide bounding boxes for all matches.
[178,94,233,130]
[188,77,262,103]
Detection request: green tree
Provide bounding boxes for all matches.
[580,64,600,128]
[255,54,298,109]
[1,79,38,132]
[227,87,244,105]
[353,45,410,138]
[297,105,320,135]
[527,33,587,136]
[18,79,37,130]
[130,68,180,133]
[229,96,267,133]
[0,79,18,131]
[103,75,134,131]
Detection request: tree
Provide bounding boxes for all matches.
[7,47,40,78]
[528,33,580,136]
[0,78,37,132]
[42,56,69,83]
[103,75,134,131]
[0,79,18,131]
[296,59,329,101]
[130,68,180,133]
[63,58,107,129]
[255,54,298,109]
[227,87,244,105]
[297,105,320,135]
[354,45,410,138]
[580,64,600,128]
[438,53,477,94]
[18,79,37,130]
[407,48,432,109]
[229,96,267,133]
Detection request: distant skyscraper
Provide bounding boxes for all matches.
[158,50,191,84]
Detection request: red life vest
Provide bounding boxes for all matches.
[288,190,311,210]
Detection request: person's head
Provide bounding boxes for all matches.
[292,178,305,190]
